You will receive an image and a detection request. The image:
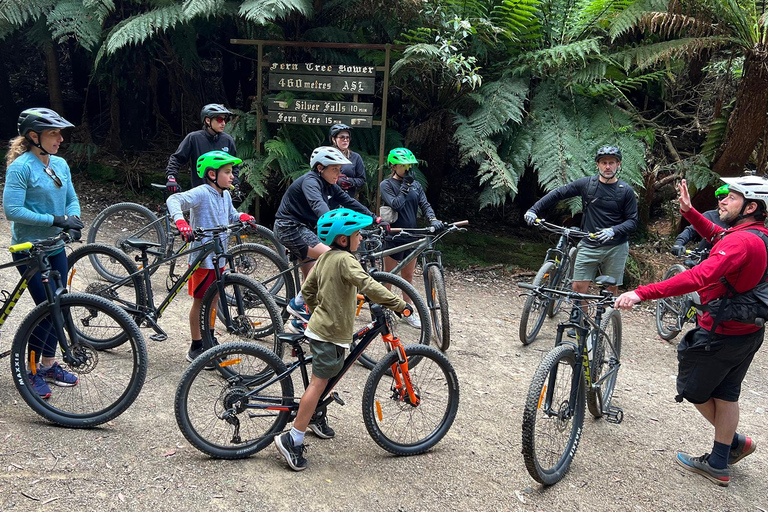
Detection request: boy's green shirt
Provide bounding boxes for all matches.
[302,250,407,345]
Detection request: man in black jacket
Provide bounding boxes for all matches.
[524,145,639,295]
[670,185,730,256]
[165,104,239,193]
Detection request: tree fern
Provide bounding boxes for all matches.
[609,0,668,40]
[615,37,724,70]
[512,37,602,73]
[48,0,109,51]
[238,0,312,24]
[462,79,528,137]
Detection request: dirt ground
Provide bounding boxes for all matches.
[0,182,766,511]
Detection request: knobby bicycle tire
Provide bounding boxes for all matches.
[231,224,287,263]
[362,344,459,455]
[175,342,293,459]
[586,309,622,418]
[519,261,556,345]
[548,246,577,318]
[87,202,166,278]
[66,244,146,348]
[200,273,285,364]
[353,271,431,371]
[11,293,148,428]
[427,265,451,352]
[521,344,585,485]
[655,264,688,341]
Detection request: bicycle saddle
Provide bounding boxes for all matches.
[277,333,305,346]
[123,238,162,251]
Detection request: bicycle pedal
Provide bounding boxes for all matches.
[605,405,624,424]
[331,391,345,406]
[150,333,167,342]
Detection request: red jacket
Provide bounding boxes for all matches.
[636,207,768,335]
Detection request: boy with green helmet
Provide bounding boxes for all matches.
[166,150,256,365]
[274,208,412,471]
[671,184,730,257]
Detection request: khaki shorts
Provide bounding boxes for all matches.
[572,241,629,285]
[309,339,346,379]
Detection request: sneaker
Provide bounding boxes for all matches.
[28,372,52,399]
[186,345,216,371]
[308,415,335,439]
[288,298,311,322]
[676,452,730,487]
[403,314,421,329]
[285,319,306,334]
[274,432,308,471]
[40,362,78,387]
[729,434,756,465]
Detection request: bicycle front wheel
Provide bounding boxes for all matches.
[10,293,148,428]
[521,344,585,485]
[353,271,431,370]
[519,261,556,345]
[228,243,294,314]
[87,202,166,277]
[201,273,284,359]
[175,342,294,459]
[548,246,576,318]
[587,309,622,418]
[231,223,287,263]
[655,264,688,341]
[362,344,459,455]
[427,266,451,352]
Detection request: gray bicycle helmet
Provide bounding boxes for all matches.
[18,108,74,136]
[329,123,351,143]
[595,145,622,162]
[200,104,233,123]
[310,146,352,169]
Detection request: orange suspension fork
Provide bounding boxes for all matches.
[384,334,420,406]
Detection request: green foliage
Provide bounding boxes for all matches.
[48,0,111,51]
[0,0,55,40]
[238,0,313,24]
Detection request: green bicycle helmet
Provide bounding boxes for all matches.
[317,208,373,245]
[196,150,242,178]
[387,147,418,166]
[715,184,730,199]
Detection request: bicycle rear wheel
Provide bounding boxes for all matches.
[521,344,585,485]
[352,271,431,370]
[655,264,688,341]
[519,261,556,345]
[587,309,622,418]
[201,273,284,360]
[87,202,166,277]
[362,345,459,455]
[548,246,576,318]
[427,266,451,352]
[11,293,148,428]
[175,342,294,459]
[230,224,287,263]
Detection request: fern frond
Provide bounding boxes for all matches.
[491,0,542,41]
[615,37,725,70]
[701,100,734,160]
[514,38,602,74]
[239,0,313,24]
[0,0,55,26]
[391,43,442,76]
[637,12,719,38]
[101,5,185,56]
[463,79,528,138]
[609,0,668,40]
[48,0,105,51]
[82,0,114,23]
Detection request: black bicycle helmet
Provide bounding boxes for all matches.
[595,145,622,162]
[329,123,351,143]
[200,104,233,123]
[18,108,74,137]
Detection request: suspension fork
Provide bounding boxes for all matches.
[385,333,420,406]
[44,270,79,366]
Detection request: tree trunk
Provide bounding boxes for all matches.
[106,81,121,151]
[0,49,18,135]
[43,41,65,115]
[710,50,768,177]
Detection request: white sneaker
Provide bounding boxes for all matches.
[403,314,422,329]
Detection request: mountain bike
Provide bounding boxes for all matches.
[655,248,708,341]
[357,221,469,352]
[86,183,286,288]
[518,277,622,485]
[174,297,459,459]
[0,232,147,427]
[519,220,588,345]
[66,222,284,356]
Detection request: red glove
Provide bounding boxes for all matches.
[239,213,255,223]
[175,219,194,242]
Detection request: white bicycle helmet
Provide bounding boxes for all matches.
[720,176,768,209]
[310,146,352,169]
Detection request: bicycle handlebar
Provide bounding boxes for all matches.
[532,219,591,239]
[170,221,251,241]
[8,231,76,254]
[388,220,469,235]
[517,281,616,305]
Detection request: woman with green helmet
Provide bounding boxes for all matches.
[671,184,730,257]
[379,148,444,329]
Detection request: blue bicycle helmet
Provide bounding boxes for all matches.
[317,208,373,245]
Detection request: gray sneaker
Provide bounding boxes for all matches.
[274,432,308,471]
[308,415,335,439]
[729,434,756,465]
[676,452,730,487]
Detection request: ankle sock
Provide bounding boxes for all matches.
[190,339,202,351]
[290,427,305,447]
[294,292,305,307]
[731,433,741,449]
[709,441,731,469]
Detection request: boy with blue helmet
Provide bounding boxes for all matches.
[274,208,412,471]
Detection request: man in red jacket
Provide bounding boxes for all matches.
[616,176,767,487]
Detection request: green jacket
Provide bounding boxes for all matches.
[303,250,406,345]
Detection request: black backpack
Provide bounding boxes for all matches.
[697,229,768,340]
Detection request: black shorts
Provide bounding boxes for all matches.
[273,219,321,260]
[676,327,764,404]
[384,235,416,262]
